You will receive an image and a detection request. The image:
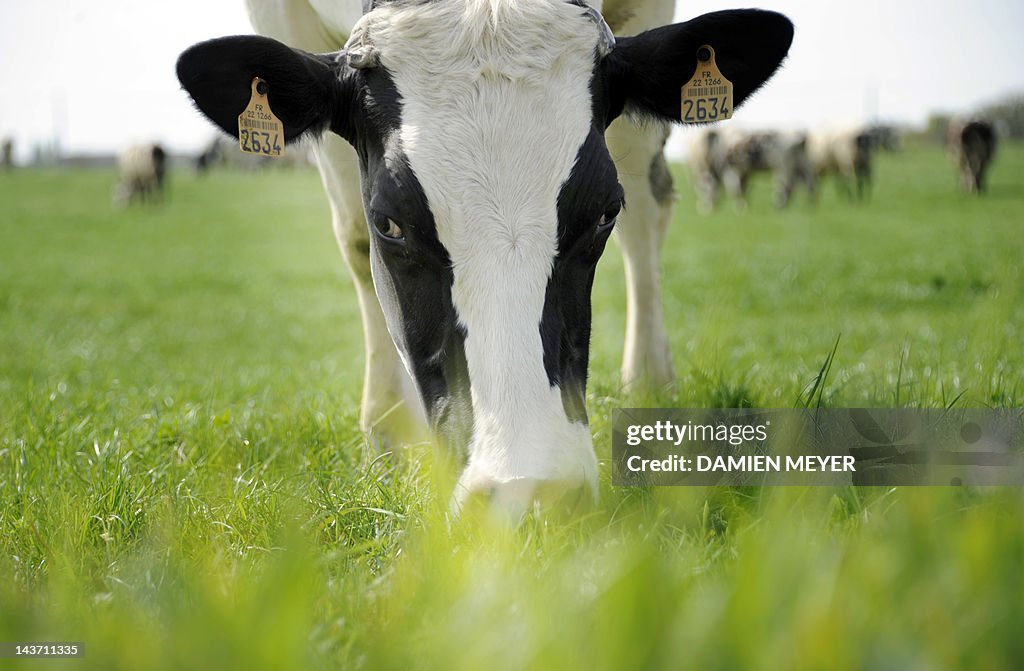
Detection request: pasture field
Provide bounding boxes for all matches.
[1,144,1023,670]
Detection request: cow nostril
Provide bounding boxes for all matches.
[453,477,595,523]
[451,483,497,518]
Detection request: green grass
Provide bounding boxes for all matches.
[1,145,1022,670]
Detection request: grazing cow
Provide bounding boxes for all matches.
[765,131,813,208]
[177,0,792,513]
[690,128,810,211]
[948,118,997,194]
[807,126,873,201]
[115,143,168,205]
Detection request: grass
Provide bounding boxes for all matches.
[0,144,1022,670]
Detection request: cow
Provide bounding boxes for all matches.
[176,0,793,515]
[948,118,997,195]
[765,131,813,208]
[689,128,810,211]
[115,142,168,205]
[807,126,873,201]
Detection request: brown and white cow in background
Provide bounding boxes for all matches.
[177,0,792,514]
[948,118,997,195]
[115,142,168,205]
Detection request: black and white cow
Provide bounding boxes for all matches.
[690,127,811,211]
[948,118,997,195]
[177,0,792,513]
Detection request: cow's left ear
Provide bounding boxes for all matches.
[603,9,793,125]
[176,35,357,144]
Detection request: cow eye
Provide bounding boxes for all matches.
[373,216,405,243]
[597,201,622,233]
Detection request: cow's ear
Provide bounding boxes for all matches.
[176,35,356,144]
[604,9,793,125]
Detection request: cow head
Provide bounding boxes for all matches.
[177,0,792,514]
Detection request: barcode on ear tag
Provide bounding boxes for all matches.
[238,77,285,158]
[681,45,734,123]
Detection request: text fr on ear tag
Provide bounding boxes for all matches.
[238,77,284,157]
[681,45,734,123]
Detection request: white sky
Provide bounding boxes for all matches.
[2,0,1023,161]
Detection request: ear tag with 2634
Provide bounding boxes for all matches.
[238,77,284,158]
[681,45,734,123]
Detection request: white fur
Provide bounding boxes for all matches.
[245,0,680,512]
[115,143,164,204]
[358,0,602,502]
[806,126,871,198]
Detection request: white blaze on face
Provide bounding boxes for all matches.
[360,0,601,501]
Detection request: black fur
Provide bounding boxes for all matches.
[605,9,794,124]
[176,36,355,142]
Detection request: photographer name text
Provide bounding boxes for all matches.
[624,420,855,473]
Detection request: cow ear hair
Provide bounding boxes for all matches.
[604,9,793,125]
[176,35,357,144]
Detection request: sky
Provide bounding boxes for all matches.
[2,0,1023,162]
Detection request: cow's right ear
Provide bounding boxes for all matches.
[176,36,356,144]
[603,9,794,126]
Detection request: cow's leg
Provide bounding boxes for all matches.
[606,119,676,388]
[313,135,427,443]
[693,168,720,214]
[733,169,752,212]
[855,160,871,200]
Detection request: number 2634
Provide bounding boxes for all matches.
[683,97,730,122]
[239,130,282,155]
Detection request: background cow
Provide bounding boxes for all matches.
[807,126,874,201]
[766,131,813,208]
[948,118,997,194]
[177,0,792,513]
[115,142,168,205]
[689,128,811,211]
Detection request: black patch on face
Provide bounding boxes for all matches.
[350,66,472,438]
[542,62,624,424]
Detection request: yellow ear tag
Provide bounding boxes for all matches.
[237,77,285,157]
[681,45,734,123]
